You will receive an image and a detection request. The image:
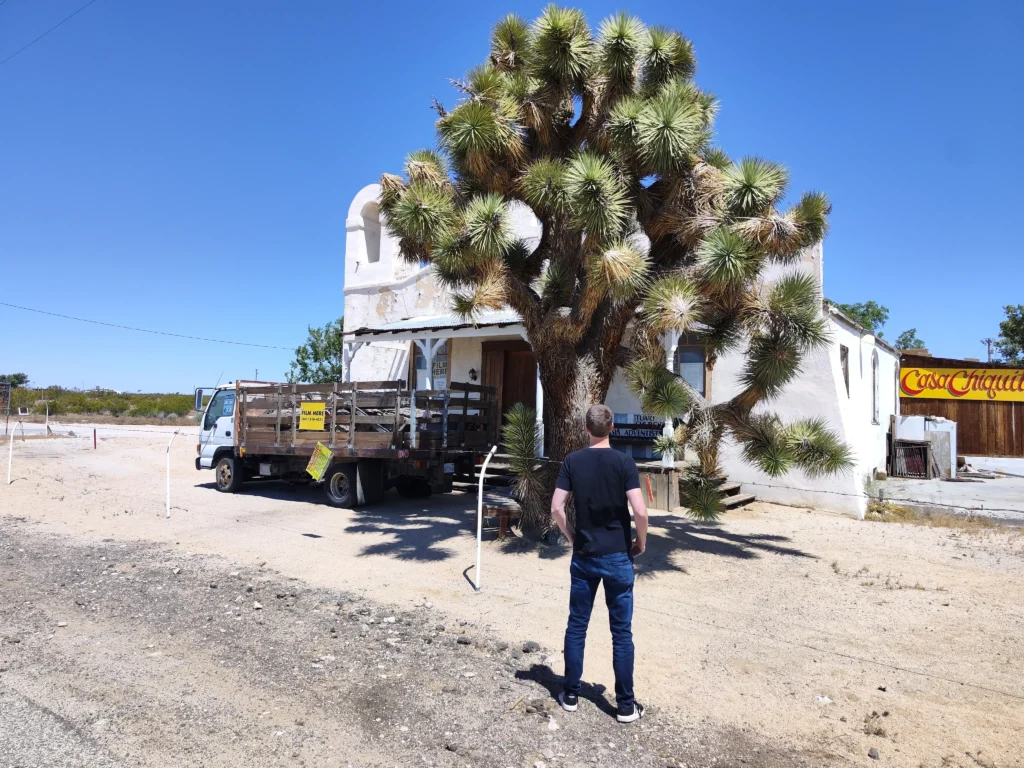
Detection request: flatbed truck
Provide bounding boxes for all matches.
[194,379,499,507]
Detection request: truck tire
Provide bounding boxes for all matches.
[395,475,432,499]
[215,456,244,493]
[323,463,357,508]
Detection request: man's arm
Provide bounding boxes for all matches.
[551,488,573,546]
[626,487,648,557]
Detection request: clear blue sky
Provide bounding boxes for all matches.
[2,0,1021,392]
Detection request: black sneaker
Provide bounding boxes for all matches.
[558,691,578,712]
[617,702,645,723]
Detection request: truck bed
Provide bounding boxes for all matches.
[234,380,499,460]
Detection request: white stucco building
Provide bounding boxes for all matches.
[342,183,899,517]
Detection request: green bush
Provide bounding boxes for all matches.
[8,387,196,420]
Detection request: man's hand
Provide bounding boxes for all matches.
[631,538,646,557]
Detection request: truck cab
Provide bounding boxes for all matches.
[195,385,236,470]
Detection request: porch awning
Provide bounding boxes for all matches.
[345,309,524,342]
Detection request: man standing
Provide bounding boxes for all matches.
[550,404,649,723]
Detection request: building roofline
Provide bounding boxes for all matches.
[824,301,900,356]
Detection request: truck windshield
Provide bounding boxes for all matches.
[203,390,235,431]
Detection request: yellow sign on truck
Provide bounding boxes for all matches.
[299,401,326,430]
[306,442,333,481]
[900,366,1024,402]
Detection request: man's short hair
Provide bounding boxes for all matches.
[585,404,614,438]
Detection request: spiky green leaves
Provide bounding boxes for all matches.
[519,158,569,216]
[490,14,530,73]
[597,12,646,87]
[636,84,705,174]
[466,63,506,100]
[451,261,508,319]
[723,157,788,217]
[606,96,644,160]
[464,193,513,258]
[740,331,801,401]
[701,147,732,171]
[736,414,853,478]
[564,152,629,239]
[643,276,704,333]
[530,5,594,90]
[384,182,457,248]
[404,150,448,188]
[502,402,546,500]
[762,272,829,350]
[641,26,695,92]
[438,100,523,179]
[697,228,761,287]
[678,466,725,521]
[625,359,695,419]
[790,191,831,245]
[587,240,649,301]
[785,417,854,477]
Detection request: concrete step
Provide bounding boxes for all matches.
[717,481,742,496]
[722,493,756,509]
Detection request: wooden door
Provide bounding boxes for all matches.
[502,350,537,415]
[481,348,505,411]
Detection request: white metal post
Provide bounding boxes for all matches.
[534,362,545,457]
[474,444,499,592]
[6,429,11,485]
[660,330,681,467]
[424,338,434,390]
[166,429,180,518]
[7,421,24,485]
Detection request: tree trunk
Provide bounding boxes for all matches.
[517,345,617,536]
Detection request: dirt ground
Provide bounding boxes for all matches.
[2,432,1023,768]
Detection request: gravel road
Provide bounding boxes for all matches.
[0,516,838,768]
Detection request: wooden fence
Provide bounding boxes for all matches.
[900,354,1024,458]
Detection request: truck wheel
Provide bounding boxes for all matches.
[323,463,357,508]
[395,475,432,499]
[215,456,244,493]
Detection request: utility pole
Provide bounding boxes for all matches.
[981,338,995,362]
[255,368,259,381]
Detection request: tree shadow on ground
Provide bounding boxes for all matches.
[195,480,476,562]
[343,491,475,562]
[494,510,816,579]
[633,513,816,578]
[515,663,618,719]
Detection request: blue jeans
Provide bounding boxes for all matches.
[563,551,635,713]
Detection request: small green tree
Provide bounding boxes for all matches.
[380,6,852,523]
[287,317,344,383]
[833,301,889,336]
[0,373,29,388]
[995,305,1024,364]
[894,328,925,350]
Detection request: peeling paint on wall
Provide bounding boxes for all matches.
[375,290,397,319]
[414,276,438,310]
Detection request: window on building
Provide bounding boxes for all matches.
[360,201,381,264]
[871,350,880,424]
[411,340,450,390]
[840,345,850,398]
[675,345,706,397]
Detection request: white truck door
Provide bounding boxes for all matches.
[198,389,236,468]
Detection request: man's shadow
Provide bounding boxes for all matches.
[514,663,619,718]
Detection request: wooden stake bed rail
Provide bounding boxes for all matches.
[235,380,499,459]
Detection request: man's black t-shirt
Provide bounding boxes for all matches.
[556,447,641,557]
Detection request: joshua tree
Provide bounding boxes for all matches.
[380,6,851,525]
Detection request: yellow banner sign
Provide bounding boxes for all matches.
[299,401,326,430]
[306,442,333,481]
[900,366,1024,402]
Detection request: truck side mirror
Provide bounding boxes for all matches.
[194,388,204,412]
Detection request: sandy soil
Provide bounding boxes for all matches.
[2,432,1023,767]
